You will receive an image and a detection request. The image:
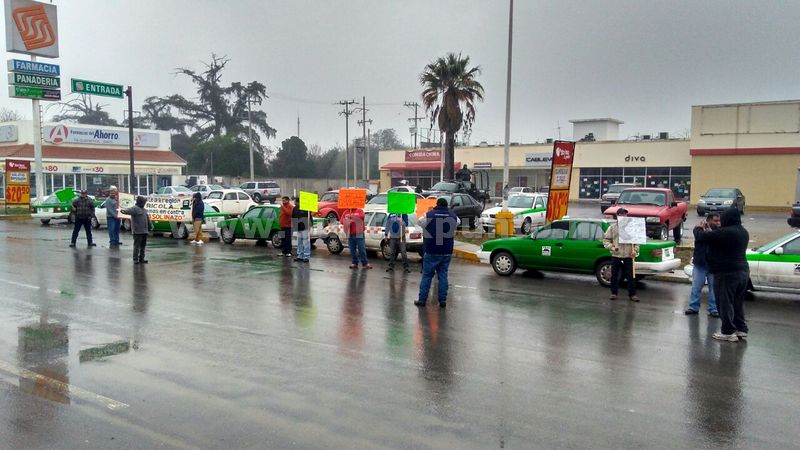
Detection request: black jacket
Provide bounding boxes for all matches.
[191,193,204,220]
[695,208,749,274]
[692,226,711,267]
[291,205,309,231]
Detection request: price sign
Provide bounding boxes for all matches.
[5,159,31,205]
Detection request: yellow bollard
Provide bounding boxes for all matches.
[494,211,515,237]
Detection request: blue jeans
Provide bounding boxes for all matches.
[107,216,121,244]
[418,253,452,304]
[296,230,311,259]
[689,264,718,313]
[348,236,368,265]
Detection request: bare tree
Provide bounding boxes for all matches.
[0,108,23,122]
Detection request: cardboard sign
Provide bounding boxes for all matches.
[337,189,367,209]
[387,192,416,214]
[299,191,319,212]
[618,217,647,244]
[54,187,74,203]
[415,198,437,218]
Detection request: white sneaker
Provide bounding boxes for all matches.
[712,332,739,342]
[734,331,747,338]
[197,240,204,245]
[190,240,198,244]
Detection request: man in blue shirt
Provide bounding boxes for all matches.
[415,197,459,308]
[385,213,410,273]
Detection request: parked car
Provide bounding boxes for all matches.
[240,180,281,203]
[789,202,800,228]
[429,193,483,230]
[604,188,688,242]
[600,183,640,213]
[697,188,745,216]
[364,192,425,212]
[477,218,681,286]
[507,187,536,196]
[218,204,325,248]
[422,180,491,205]
[479,193,548,234]
[322,210,424,260]
[155,185,193,198]
[204,189,257,216]
[314,190,351,222]
[685,230,800,295]
[31,191,101,226]
[189,184,224,198]
[388,186,418,194]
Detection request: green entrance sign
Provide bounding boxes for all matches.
[8,85,61,101]
[8,72,61,88]
[71,78,124,98]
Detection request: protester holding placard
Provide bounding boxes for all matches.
[278,196,293,257]
[292,197,311,263]
[385,213,410,273]
[602,208,640,302]
[121,196,152,264]
[416,197,459,308]
[341,208,370,269]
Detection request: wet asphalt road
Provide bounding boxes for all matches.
[1,220,799,449]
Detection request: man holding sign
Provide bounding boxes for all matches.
[386,192,416,273]
[602,209,641,302]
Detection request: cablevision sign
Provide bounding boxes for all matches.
[43,124,160,148]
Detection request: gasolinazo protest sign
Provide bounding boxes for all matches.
[5,159,31,205]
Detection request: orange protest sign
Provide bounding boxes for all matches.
[415,198,437,218]
[337,189,367,209]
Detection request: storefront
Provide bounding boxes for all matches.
[0,121,185,199]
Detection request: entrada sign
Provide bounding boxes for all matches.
[71,78,124,98]
[4,0,59,58]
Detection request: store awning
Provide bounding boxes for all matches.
[0,144,186,165]
[381,161,461,171]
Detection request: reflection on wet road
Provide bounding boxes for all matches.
[1,220,799,448]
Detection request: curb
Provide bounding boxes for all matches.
[0,215,32,221]
[453,248,480,262]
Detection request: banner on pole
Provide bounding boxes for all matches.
[387,191,416,214]
[299,191,319,212]
[337,189,367,209]
[545,141,576,222]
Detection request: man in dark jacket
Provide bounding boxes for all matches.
[121,196,151,264]
[685,212,720,317]
[70,190,96,248]
[415,197,459,308]
[191,192,205,245]
[695,208,749,342]
[292,198,311,262]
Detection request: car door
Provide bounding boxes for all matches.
[531,195,547,226]
[259,207,279,238]
[222,192,238,214]
[518,221,571,269]
[758,235,800,289]
[238,207,263,239]
[366,212,386,248]
[562,221,607,270]
[238,192,252,213]
[449,194,466,221]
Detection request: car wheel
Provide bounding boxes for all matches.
[380,240,392,261]
[491,251,517,276]
[659,225,669,241]
[174,223,189,240]
[40,219,51,225]
[326,212,338,222]
[327,235,344,254]
[271,231,283,248]
[91,216,100,229]
[252,193,262,203]
[673,219,684,243]
[521,218,532,235]
[122,219,131,232]
[67,212,75,224]
[221,227,236,244]
[212,206,220,212]
[595,259,614,287]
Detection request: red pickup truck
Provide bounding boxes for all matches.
[603,188,688,242]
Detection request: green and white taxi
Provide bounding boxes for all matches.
[479,193,548,234]
[477,218,681,286]
[218,204,326,248]
[31,188,102,226]
[686,230,800,294]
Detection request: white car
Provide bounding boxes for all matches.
[189,184,224,198]
[155,185,193,197]
[387,186,418,194]
[685,230,800,294]
[322,211,425,260]
[479,193,548,234]
[204,189,258,216]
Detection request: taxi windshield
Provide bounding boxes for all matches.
[507,196,534,208]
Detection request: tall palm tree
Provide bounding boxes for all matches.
[420,53,484,180]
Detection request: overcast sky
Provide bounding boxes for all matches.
[3,0,800,150]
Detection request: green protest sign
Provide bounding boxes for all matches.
[55,187,74,203]
[387,191,416,214]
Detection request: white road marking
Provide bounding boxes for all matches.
[0,277,62,295]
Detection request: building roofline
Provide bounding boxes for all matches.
[568,118,624,124]
[693,99,800,108]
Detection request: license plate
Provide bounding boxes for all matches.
[663,248,673,259]
[43,208,52,213]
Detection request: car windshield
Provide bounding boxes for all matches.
[755,233,796,253]
[509,187,523,193]
[704,189,735,198]
[618,190,666,206]
[207,192,223,199]
[41,195,58,204]
[607,184,632,194]
[430,182,458,192]
[173,186,192,193]
[264,182,279,188]
[368,194,388,205]
[209,184,224,190]
[507,196,534,208]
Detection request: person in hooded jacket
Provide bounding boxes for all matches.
[685,212,720,317]
[191,192,205,245]
[121,196,152,264]
[695,207,750,342]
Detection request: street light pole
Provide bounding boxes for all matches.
[125,86,135,194]
[502,0,514,205]
[247,97,254,181]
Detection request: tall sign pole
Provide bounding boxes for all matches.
[30,56,44,200]
[125,86,135,193]
[501,0,514,206]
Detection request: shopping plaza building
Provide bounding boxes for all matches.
[0,121,185,197]
[379,99,800,208]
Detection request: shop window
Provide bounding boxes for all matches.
[601,176,624,193]
[624,167,645,176]
[602,168,623,176]
[647,167,670,176]
[671,167,691,176]
[581,168,601,176]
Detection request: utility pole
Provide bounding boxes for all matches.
[246,97,254,181]
[357,96,372,183]
[502,0,514,205]
[297,112,300,137]
[404,101,423,148]
[338,100,357,187]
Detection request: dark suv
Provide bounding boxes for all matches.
[240,181,281,203]
[600,183,639,213]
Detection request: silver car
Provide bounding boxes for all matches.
[240,181,281,203]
